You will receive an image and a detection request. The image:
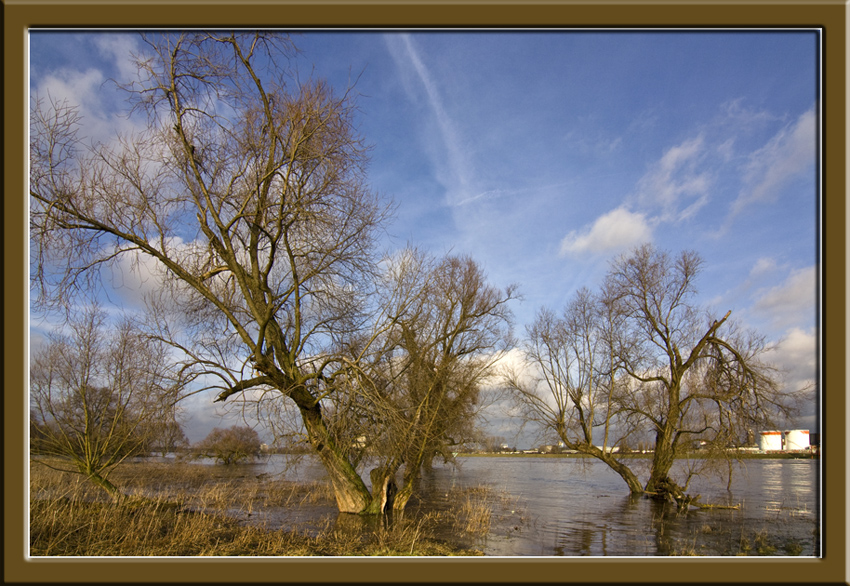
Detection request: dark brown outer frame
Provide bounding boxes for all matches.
[5,1,844,584]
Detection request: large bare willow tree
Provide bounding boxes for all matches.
[507,244,798,505]
[31,32,516,515]
[31,32,394,513]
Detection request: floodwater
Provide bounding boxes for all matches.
[205,454,820,557]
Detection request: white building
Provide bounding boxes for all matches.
[758,430,783,452]
[784,429,810,451]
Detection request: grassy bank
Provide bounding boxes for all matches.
[29,460,487,557]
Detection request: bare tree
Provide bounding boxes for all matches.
[508,244,796,505]
[30,304,179,499]
[324,250,517,513]
[30,32,395,513]
[149,415,190,457]
[505,287,644,494]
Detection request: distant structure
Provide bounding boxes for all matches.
[758,430,783,452]
[757,429,813,453]
[784,429,810,451]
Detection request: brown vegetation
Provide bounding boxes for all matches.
[29,460,488,556]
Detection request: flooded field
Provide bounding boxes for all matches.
[194,453,819,557]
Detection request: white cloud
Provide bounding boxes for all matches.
[752,265,817,330]
[35,68,105,112]
[716,137,736,162]
[92,33,142,82]
[749,257,778,279]
[559,207,652,257]
[770,327,816,378]
[719,98,779,128]
[104,236,216,310]
[32,34,148,150]
[767,326,817,427]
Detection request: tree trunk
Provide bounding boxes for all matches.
[392,465,418,512]
[367,465,399,515]
[83,467,122,502]
[645,430,677,497]
[298,403,372,514]
[601,454,644,495]
[580,443,644,495]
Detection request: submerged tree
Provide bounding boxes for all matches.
[335,250,516,512]
[505,287,644,494]
[30,304,180,498]
[507,244,797,504]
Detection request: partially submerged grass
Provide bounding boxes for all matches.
[30,497,480,556]
[29,460,484,556]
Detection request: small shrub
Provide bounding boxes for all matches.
[194,426,262,465]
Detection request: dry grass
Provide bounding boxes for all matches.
[29,460,483,557]
[440,484,525,537]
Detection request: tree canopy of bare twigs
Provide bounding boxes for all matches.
[30,32,516,514]
[30,304,181,498]
[506,244,799,504]
[30,31,391,512]
[327,249,517,512]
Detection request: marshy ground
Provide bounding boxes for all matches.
[28,456,815,557]
[28,459,499,556]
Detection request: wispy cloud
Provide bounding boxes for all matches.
[32,34,145,145]
[749,257,779,279]
[752,265,817,330]
[728,107,816,221]
[561,100,817,261]
[563,126,623,157]
[633,134,712,223]
[385,34,473,203]
[92,34,143,82]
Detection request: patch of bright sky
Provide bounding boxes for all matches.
[29,29,819,441]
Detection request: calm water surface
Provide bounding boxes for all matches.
[216,454,820,556]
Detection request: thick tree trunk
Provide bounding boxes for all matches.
[601,454,644,495]
[298,403,372,514]
[392,452,427,512]
[645,431,677,498]
[367,465,399,515]
[392,466,418,512]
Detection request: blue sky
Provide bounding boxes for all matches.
[29,30,819,444]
